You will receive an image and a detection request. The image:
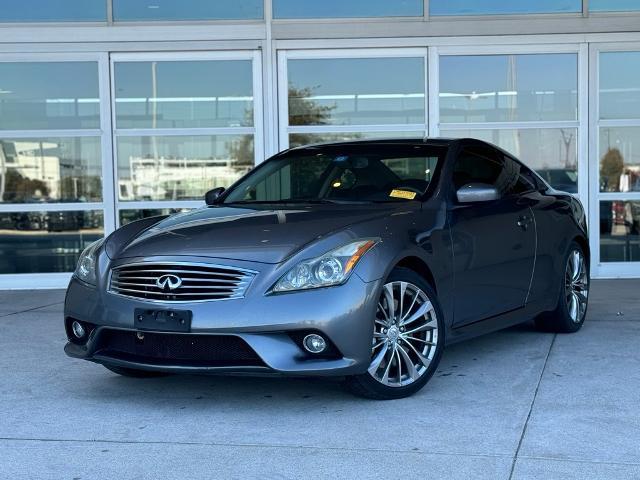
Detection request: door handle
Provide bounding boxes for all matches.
[517,215,532,230]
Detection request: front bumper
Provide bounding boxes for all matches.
[64,267,381,377]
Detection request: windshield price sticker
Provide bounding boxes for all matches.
[389,189,417,200]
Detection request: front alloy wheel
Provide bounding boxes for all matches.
[346,268,444,399]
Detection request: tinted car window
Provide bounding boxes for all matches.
[223,146,446,204]
[452,146,503,190]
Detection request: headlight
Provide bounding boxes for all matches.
[271,239,378,293]
[74,238,105,286]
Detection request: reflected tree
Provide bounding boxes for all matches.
[601,148,624,192]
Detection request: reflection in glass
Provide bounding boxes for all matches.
[439,54,578,123]
[600,201,640,262]
[114,0,263,21]
[274,0,422,18]
[0,62,100,130]
[591,0,640,11]
[0,0,106,22]
[430,0,580,15]
[599,128,640,192]
[114,60,254,129]
[119,208,191,226]
[441,128,578,192]
[0,210,103,273]
[289,131,424,148]
[599,52,640,120]
[117,135,254,201]
[288,58,425,126]
[0,138,102,203]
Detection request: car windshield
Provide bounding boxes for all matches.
[222,144,446,205]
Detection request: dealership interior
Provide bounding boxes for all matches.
[0,0,639,288]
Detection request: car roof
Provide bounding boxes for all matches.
[288,137,461,150]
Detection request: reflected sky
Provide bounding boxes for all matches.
[591,0,640,11]
[430,0,580,15]
[439,54,578,122]
[0,63,100,130]
[113,0,263,21]
[274,0,422,18]
[0,0,106,22]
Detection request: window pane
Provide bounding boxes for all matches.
[0,62,100,130]
[591,0,640,11]
[442,128,578,193]
[599,52,640,120]
[274,0,422,18]
[288,58,425,126]
[440,54,578,123]
[114,61,254,129]
[430,0,580,15]
[600,201,640,262]
[289,131,424,148]
[0,137,102,203]
[117,135,253,201]
[599,127,640,193]
[0,0,106,22]
[119,208,191,226]
[113,0,263,21]
[0,210,103,273]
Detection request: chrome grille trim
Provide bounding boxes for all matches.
[108,262,257,303]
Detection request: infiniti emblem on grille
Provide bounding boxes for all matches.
[156,274,182,291]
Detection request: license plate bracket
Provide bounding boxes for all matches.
[134,308,192,332]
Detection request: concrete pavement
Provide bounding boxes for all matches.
[0,280,638,479]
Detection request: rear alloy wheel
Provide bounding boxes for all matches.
[535,241,589,333]
[346,268,444,399]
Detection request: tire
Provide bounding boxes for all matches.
[535,241,589,333]
[345,267,445,400]
[104,365,169,378]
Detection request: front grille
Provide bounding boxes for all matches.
[94,330,265,367]
[109,262,255,302]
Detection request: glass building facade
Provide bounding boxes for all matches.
[0,0,639,285]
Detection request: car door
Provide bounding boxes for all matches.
[448,144,536,326]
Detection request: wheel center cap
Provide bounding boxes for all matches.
[387,326,399,343]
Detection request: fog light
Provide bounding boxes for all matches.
[303,334,327,354]
[71,321,85,339]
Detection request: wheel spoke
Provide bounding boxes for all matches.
[400,300,433,327]
[402,336,435,347]
[395,347,402,384]
[404,317,437,335]
[397,343,419,380]
[401,289,419,323]
[377,302,390,324]
[569,293,579,321]
[571,251,581,281]
[381,345,396,385]
[398,282,407,321]
[403,337,432,367]
[383,284,395,321]
[368,342,389,375]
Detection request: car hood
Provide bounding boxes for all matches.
[110,204,412,264]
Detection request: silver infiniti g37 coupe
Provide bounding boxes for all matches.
[64,138,589,399]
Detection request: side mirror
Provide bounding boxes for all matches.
[456,183,499,203]
[205,187,225,206]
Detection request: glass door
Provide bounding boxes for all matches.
[590,44,640,277]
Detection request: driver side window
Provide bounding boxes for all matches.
[453,146,503,191]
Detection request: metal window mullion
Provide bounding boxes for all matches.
[0,202,104,213]
[588,43,602,273]
[598,192,640,201]
[287,124,428,134]
[0,129,102,138]
[118,200,204,210]
[439,121,580,130]
[598,118,640,128]
[107,0,114,24]
[113,127,256,137]
[427,46,440,138]
[99,51,117,235]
